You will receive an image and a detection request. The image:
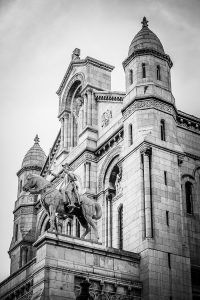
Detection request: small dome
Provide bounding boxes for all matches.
[22,135,46,168]
[128,17,164,57]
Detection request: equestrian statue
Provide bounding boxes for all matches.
[22,163,102,240]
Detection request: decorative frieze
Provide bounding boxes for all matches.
[177,115,200,133]
[123,47,173,69]
[95,128,123,159]
[95,92,124,102]
[75,276,142,299]
[123,98,176,120]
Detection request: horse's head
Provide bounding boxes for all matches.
[23,174,38,192]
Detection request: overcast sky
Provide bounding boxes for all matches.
[0,0,200,281]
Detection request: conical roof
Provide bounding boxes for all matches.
[128,17,164,57]
[21,135,46,168]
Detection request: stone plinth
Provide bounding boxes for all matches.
[32,232,142,299]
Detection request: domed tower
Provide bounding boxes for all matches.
[9,136,46,274]
[122,18,189,299]
[123,17,173,107]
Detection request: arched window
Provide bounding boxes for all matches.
[160,119,166,141]
[72,115,78,147]
[21,247,28,267]
[118,205,123,250]
[185,182,193,214]
[129,69,133,85]
[157,65,161,80]
[19,180,23,193]
[142,63,146,78]
[66,221,72,235]
[15,224,18,241]
[128,124,133,146]
[76,219,80,238]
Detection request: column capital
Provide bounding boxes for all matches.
[140,146,152,156]
[178,155,184,166]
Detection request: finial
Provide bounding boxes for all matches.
[141,16,149,28]
[34,134,40,144]
[72,48,80,61]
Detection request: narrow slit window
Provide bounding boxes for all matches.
[166,211,169,226]
[118,205,123,250]
[168,253,171,269]
[128,124,133,146]
[157,65,161,80]
[185,181,193,214]
[66,221,72,235]
[160,120,166,141]
[15,224,18,241]
[142,63,146,78]
[164,171,167,185]
[76,219,80,238]
[129,69,133,85]
[19,180,23,193]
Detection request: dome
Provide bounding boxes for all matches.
[22,135,46,168]
[128,17,165,57]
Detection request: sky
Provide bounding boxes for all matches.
[0,0,200,282]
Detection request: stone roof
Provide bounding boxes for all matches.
[21,135,46,168]
[128,17,164,57]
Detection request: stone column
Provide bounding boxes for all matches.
[68,113,71,149]
[141,147,153,238]
[85,162,91,189]
[84,93,88,127]
[63,114,68,149]
[60,117,64,148]
[87,89,92,126]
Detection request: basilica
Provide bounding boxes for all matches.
[0,17,200,299]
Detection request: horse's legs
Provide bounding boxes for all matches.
[49,205,57,231]
[87,217,99,240]
[81,224,91,239]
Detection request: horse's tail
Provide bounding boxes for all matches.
[92,202,102,220]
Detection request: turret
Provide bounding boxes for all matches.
[123,17,174,108]
[9,136,46,274]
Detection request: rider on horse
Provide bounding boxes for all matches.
[49,163,81,214]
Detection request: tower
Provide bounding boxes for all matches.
[122,17,192,299]
[9,136,46,274]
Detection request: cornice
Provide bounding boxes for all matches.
[176,112,200,134]
[17,165,42,177]
[95,91,125,102]
[122,96,176,120]
[56,56,114,96]
[0,258,35,290]
[122,48,173,69]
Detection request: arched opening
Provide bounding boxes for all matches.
[15,223,19,242]
[160,119,166,141]
[185,181,193,214]
[105,163,122,247]
[118,204,123,250]
[76,219,80,238]
[66,221,72,235]
[71,85,83,147]
[128,123,133,146]
[129,69,133,85]
[19,180,23,193]
[142,63,146,78]
[157,65,161,80]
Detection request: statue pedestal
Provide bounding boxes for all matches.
[31,232,142,299]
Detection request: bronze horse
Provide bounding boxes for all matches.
[23,174,102,239]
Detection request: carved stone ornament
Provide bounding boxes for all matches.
[123,99,176,121]
[73,96,83,120]
[101,109,112,127]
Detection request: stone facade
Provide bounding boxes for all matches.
[0,18,200,300]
